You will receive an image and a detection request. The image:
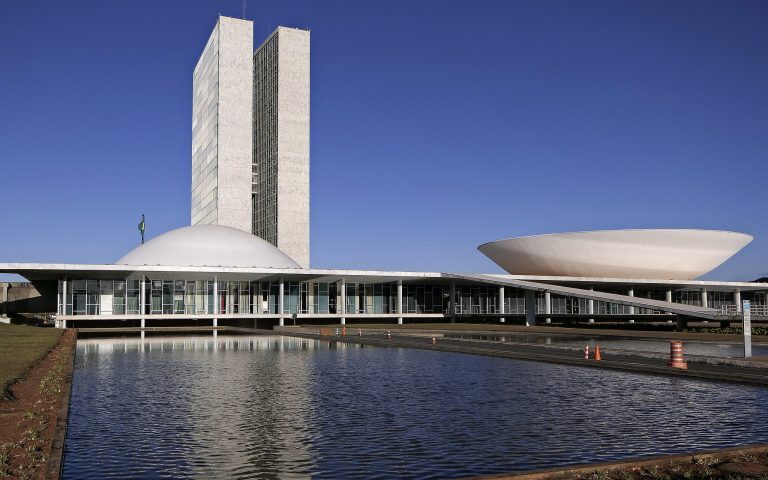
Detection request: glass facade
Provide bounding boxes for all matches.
[252,32,279,247]
[56,278,763,318]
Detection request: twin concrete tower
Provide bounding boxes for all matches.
[191,16,310,268]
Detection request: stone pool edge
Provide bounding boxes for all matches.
[44,329,77,480]
[469,442,768,479]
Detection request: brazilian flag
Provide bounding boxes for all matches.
[138,214,145,244]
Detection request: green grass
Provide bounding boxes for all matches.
[0,324,62,400]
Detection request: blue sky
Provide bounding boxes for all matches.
[1,0,766,281]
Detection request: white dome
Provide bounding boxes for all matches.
[478,229,753,280]
[116,224,302,269]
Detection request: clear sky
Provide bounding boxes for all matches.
[1,0,766,281]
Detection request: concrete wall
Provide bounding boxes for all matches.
[191,16,254,232]
[0,282,57,315]
[216,16,254,232]
[276,27,310,268]
[191,18,221,226]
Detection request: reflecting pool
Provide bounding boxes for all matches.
[63,335,768,479]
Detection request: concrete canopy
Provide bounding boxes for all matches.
[115,224,302,269]
[478,229,753,281]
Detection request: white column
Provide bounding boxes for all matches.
[138,277,145,337]
[213,276,218,335]
[62,319,67,329]
[340,279,346,325]
[665,288,673,316]
[701,287,708,308]
[213,276,219,314]
[588,286,594,323]
[544,291,551,324]
[498,286,505,323]
[61,278,67,317]
[734,288,742,312]
[140,276,146,316]
[628,288,635,316]
[278,279,284,326]
[307,281,314,314]
[397,279,403,325]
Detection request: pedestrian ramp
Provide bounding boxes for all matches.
[443,273,721,320]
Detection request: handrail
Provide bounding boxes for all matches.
[717,304,768,318]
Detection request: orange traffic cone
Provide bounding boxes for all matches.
[594,345,602,361]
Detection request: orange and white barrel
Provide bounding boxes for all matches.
[668,341,688,369]
[584,345,590,359]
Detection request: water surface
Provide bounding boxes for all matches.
[63,335,768,479]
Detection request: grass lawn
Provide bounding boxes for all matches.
[0,323,62,399]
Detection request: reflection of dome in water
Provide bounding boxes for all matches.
[115,224,301,268]
[478,229,753,280]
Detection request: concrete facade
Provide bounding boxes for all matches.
[0,282,56,315]
[253,27,311,268]
[191,16,254,232]
[192,19,310,268]
[479,230,753,280]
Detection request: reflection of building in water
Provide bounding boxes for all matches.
[77,335,326,353]
[77,335,352,476]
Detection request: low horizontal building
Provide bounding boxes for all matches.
[1,226,765,335]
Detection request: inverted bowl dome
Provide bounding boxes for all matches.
[478,229,752,280]
[116,224,301,268]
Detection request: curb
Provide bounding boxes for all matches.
[469,443,768,479]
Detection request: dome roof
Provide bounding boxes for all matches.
[478,229,753,280]
[116,224,302,269]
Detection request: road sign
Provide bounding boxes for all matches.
[743,299,752,358]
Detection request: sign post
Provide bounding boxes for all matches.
[743,299,752,358]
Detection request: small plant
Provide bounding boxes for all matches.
[640,465,671,480]
[576,472,610,480]
[615,470,635,480]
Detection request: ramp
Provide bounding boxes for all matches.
[444,273,720,320]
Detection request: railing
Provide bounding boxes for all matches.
[718,304,768,318]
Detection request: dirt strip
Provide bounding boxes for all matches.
[0,329,76,479]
